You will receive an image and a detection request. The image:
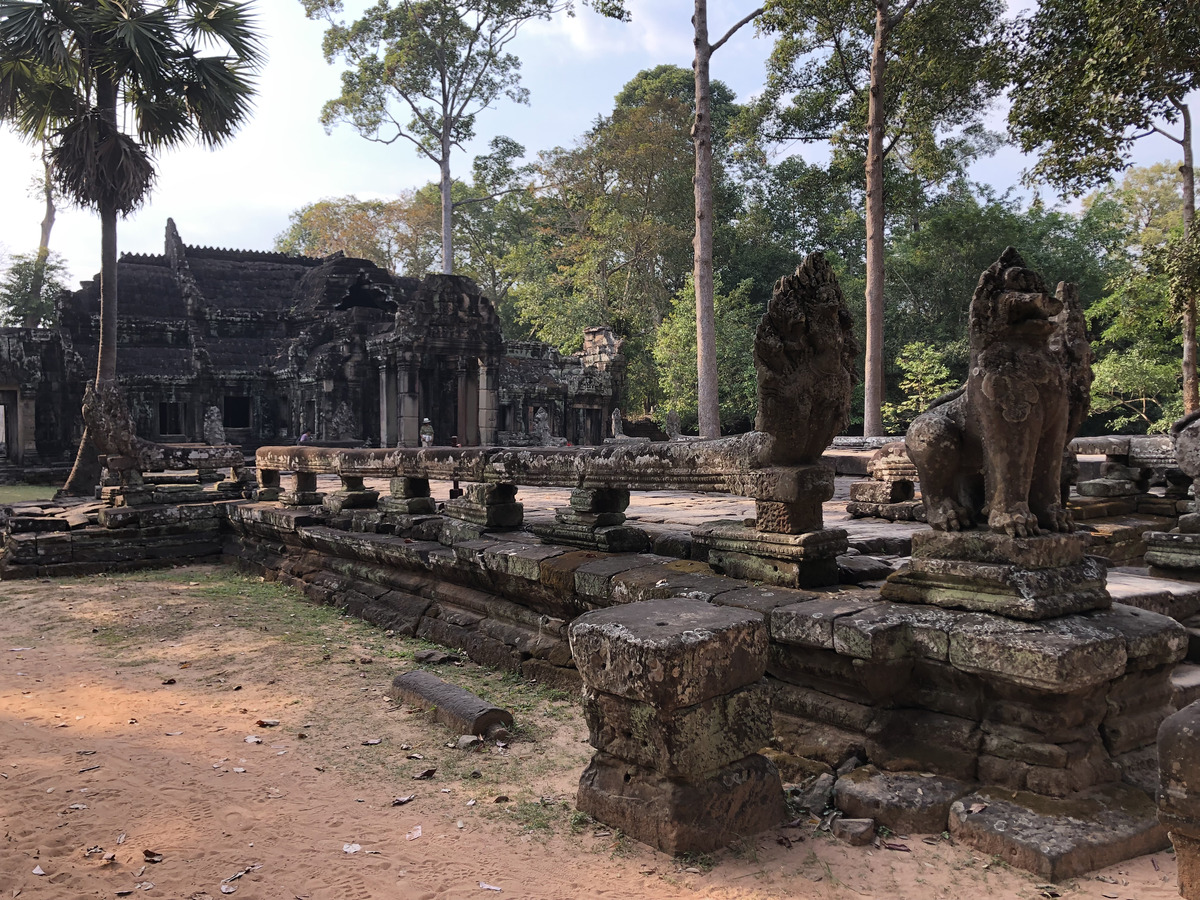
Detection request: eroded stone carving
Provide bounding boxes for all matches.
[754,252,857,465]
[907,248,1087,537]
[203,406,225,445]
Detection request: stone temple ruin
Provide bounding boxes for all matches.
[0,220,624,477]
[6,247,1200,890]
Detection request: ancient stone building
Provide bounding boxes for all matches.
[0,220,622,466]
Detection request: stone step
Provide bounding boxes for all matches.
[1105,570,1200,620]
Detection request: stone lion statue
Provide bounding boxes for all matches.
[907,247,1090,536]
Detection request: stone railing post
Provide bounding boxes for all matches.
[1159,700,1200,898]
[380,476,436,514]
[281,470,323,507]
[325,473,380,514]
[569,597,783,853]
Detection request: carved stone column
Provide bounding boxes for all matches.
[379,363,398,447]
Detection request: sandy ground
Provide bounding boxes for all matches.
[0,564,1184,900]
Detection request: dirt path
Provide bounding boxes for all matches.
[0,565,1181,899]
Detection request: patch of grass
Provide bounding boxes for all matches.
[676,851,717,873]
[509,798,570,835]
[0,483,58,504]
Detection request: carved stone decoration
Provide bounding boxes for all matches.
[754,252,857,465]
[330,400,357,441]
[202,406,226,445]
[611,407,625,437]
[906,248,1083,537]
[665,409,683,440]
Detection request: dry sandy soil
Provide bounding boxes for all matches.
[0,563,1183,899]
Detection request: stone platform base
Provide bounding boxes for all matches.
[576,751,784,854]
[948,783,1167,881]
[530,521,650,553]
[845,499,927,522]
[1146,530,1200,575]
[882,531,1110,620]
[692,525,846,589]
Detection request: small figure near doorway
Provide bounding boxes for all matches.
[298,431,310,444]
[419,418,434,448]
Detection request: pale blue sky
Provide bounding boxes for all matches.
[0,0,1189,286]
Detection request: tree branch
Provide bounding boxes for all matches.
[710,7,764,55]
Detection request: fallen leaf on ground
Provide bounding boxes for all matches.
[967,803,987,814]
[164,731,182,736]
[162,679,176,685]
[406,752,423,759]
[480,882,502,892]
[68,803,88,810]
[392,795,415,806]
[885,842,911,852]
[143,850,163,863]
[406,826,422,841]
[220,886,237,895]
[343,843,361,854]
[256,720,279,728]
[244,736,262,744]
[362,738,382,746]
[413,768,436,780]
[32,866,45,876]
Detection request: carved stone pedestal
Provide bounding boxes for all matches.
[692,523,846,589]
[531,488,650,553]
[881,531,1110,620]
[378,476,437,514]
[443,483,522,529]
[324,474,380,514]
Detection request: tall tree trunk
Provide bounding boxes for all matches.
[440,142,453,275]
[1181,102,1198,414]
[25,145,57,328]
[862,1,889,437]
[62,75,121,496]
[692,0,720,439]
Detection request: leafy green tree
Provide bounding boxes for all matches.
[884,182,1127,385]
[880,341,955,432]
[275,192,442,275]
[303,0,620,277]
[1091,349,1182,434]
[0,0,263,493]
[654,277,759,433]
[506,80,700,410]
[1008,0,1200,411]
[754,0,1007,435]
[0,250,68,327]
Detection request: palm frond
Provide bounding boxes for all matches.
[51,108,155,214]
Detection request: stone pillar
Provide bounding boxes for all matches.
[379,364,398,447]
[478,363,498,447]
[280,470,324,507]
[846,441,922,522]
[399,365,420,448]
[17,394,37,464]
[1160,700,1200,898]
[569,597,783,854]
[456,363,468,445]
[531,487,649,553]
[255,467,281,501]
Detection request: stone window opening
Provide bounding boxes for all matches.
[223,396,252,430]
[158,401,186,437]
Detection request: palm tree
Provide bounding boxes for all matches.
[0,0,263,493]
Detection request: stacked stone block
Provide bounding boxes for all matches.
[570,597,784,853]
[846,441,925,522]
